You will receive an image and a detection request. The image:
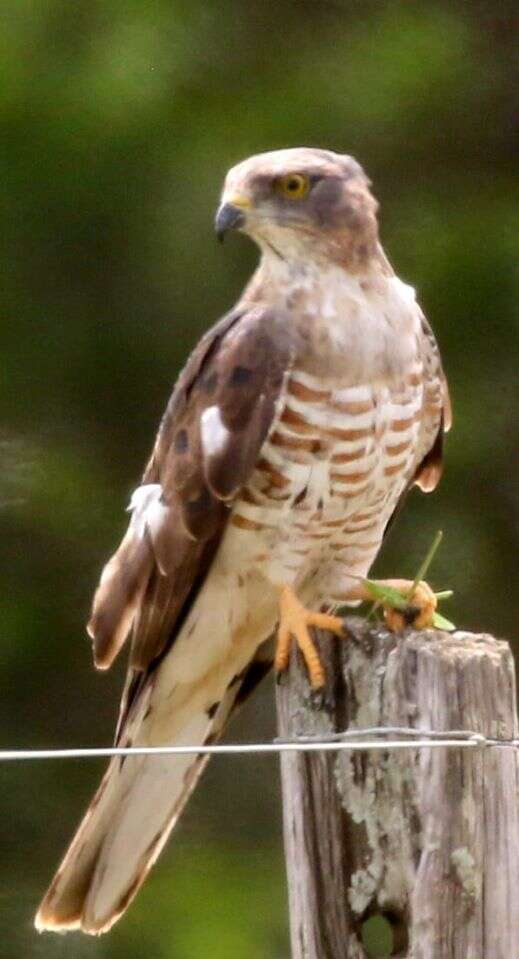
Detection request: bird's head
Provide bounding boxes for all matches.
[215,147,379,268]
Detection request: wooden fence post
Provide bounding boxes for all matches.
[276,618,519,959]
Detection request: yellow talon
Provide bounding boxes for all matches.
[383,579,437,632]
[343,578,438,633]
[355,578,437,632]
[275,585,344,689]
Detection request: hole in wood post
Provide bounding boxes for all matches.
[361,915,393,957]
[360,910,408,957]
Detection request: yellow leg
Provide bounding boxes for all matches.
[275,585,345,689]
[346,578,437,632]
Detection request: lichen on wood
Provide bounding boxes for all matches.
[276,619,519,959]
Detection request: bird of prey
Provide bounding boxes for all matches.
[36,147,451,935]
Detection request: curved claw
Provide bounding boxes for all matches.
[275,586,345,689]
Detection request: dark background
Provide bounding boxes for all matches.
[1,1,517,956]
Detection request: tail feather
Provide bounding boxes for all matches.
[87,528,153,671]
[34,658,266,935]
[35,756,134,932]
[36,555,277,936]
[83,724,209,933]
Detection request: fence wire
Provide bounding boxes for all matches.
[1,727,518,762]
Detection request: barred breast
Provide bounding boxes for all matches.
[222,361,443,606]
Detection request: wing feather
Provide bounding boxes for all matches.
[413,313,451,493]
[87,304,293,679]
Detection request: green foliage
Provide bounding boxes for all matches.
[118,844,287,959]
[1,1,517,956]
[432,611,456,632]
[364,580,411,610]
[364,530,457,629]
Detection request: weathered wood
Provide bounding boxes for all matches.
[276,619,519,959]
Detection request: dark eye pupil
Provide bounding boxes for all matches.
[288,179,299,190]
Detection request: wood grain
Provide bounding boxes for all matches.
[276,619,519,958]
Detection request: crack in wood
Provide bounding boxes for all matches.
[276,619,519,959]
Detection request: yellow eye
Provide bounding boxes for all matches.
[275,173,310,200]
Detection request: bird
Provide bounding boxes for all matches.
[35,147,451,935]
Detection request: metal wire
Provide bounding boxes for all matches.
[1,728,518,762]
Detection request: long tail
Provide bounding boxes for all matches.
[35,640,272,936]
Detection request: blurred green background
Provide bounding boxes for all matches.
[1,1,517,956]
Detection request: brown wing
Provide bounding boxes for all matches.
[87,303,294,679]
[383,312,451,545]
[413,313,452,493]
[376,243,451,491]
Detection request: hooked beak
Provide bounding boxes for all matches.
[214,200,249,242]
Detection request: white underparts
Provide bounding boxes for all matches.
[200,405,230,458]
[224,347,442,601]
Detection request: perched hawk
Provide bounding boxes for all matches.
[36,148,450,934]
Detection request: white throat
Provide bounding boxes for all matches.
[245,243,422,385]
